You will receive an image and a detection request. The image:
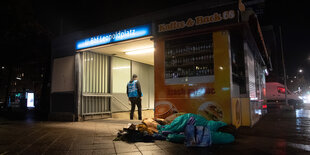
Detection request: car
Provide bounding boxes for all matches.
[266,82,303,109]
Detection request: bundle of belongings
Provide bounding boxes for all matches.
[113,118,164,143]
[114,113,236,147]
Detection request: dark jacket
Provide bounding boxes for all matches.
[127,80,142,97]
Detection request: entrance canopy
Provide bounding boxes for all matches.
[90,37,154,65]
[75,24,154,65]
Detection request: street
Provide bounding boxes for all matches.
[1,105,310,155]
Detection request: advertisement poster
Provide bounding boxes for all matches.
[27,93,34,108]
[154,31,232,124]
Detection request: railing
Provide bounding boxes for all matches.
[81,93,132,116]
[81,93,112,116]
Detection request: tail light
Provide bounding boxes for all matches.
[277,87,286,94]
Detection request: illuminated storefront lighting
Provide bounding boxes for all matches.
[125,47,154,55]
[112,66,130,70]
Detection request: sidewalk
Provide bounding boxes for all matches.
[1,108,310,155]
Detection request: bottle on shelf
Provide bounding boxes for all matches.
[206,67,209,75]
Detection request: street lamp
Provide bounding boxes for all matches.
[299,69,303,73]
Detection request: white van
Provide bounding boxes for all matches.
[266,82,303,108]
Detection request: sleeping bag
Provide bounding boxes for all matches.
[157,113,235,144]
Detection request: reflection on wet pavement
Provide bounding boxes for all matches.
[296,109,310,118]
[288,142,310,152]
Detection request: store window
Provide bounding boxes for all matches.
[164,34,214,85]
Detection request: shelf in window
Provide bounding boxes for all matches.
[165,50,213,59]
[166,40,213,49]
[165,61,213,68]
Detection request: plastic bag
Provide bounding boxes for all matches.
[184,117,212,147]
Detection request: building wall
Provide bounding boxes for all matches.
[50,56,75,120]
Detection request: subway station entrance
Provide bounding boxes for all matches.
[76,36,155,120]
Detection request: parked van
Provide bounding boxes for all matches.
[266,82,303,109]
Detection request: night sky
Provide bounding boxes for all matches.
[262,0,310,80]
[2,0,310,81]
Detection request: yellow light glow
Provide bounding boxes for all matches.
[112,66,130,70]
[124,47,154,55]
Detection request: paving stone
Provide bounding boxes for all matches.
[93,139,113,144]
[44,150,68,155]
[2,108,310,154]
[156,143,184,149]
[117,152,142,155]
[163,149,191,155]
[21,144,49,154]
[74,144,94,150]
[136,145,161,151]
[140,150,166,155]
[114,142,139,153]
[48,143,72,151]
[92,143,114,149]
[20,150,44,155]
[134,142,155,147]
[67,150,93,155]
[92,148,116,155]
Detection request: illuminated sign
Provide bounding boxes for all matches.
[158,10,236,33]
[76,24,151,50]
[156,3,239,35]
[27,93,34,108]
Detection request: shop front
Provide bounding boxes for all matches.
[50,1,270,126]
[153,4,270,127]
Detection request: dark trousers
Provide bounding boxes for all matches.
[129,97,142,120]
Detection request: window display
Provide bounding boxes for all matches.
[165,34,214,84]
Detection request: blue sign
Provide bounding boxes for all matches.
[76,24,151,50]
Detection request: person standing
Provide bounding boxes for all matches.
[127,74,143,120]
